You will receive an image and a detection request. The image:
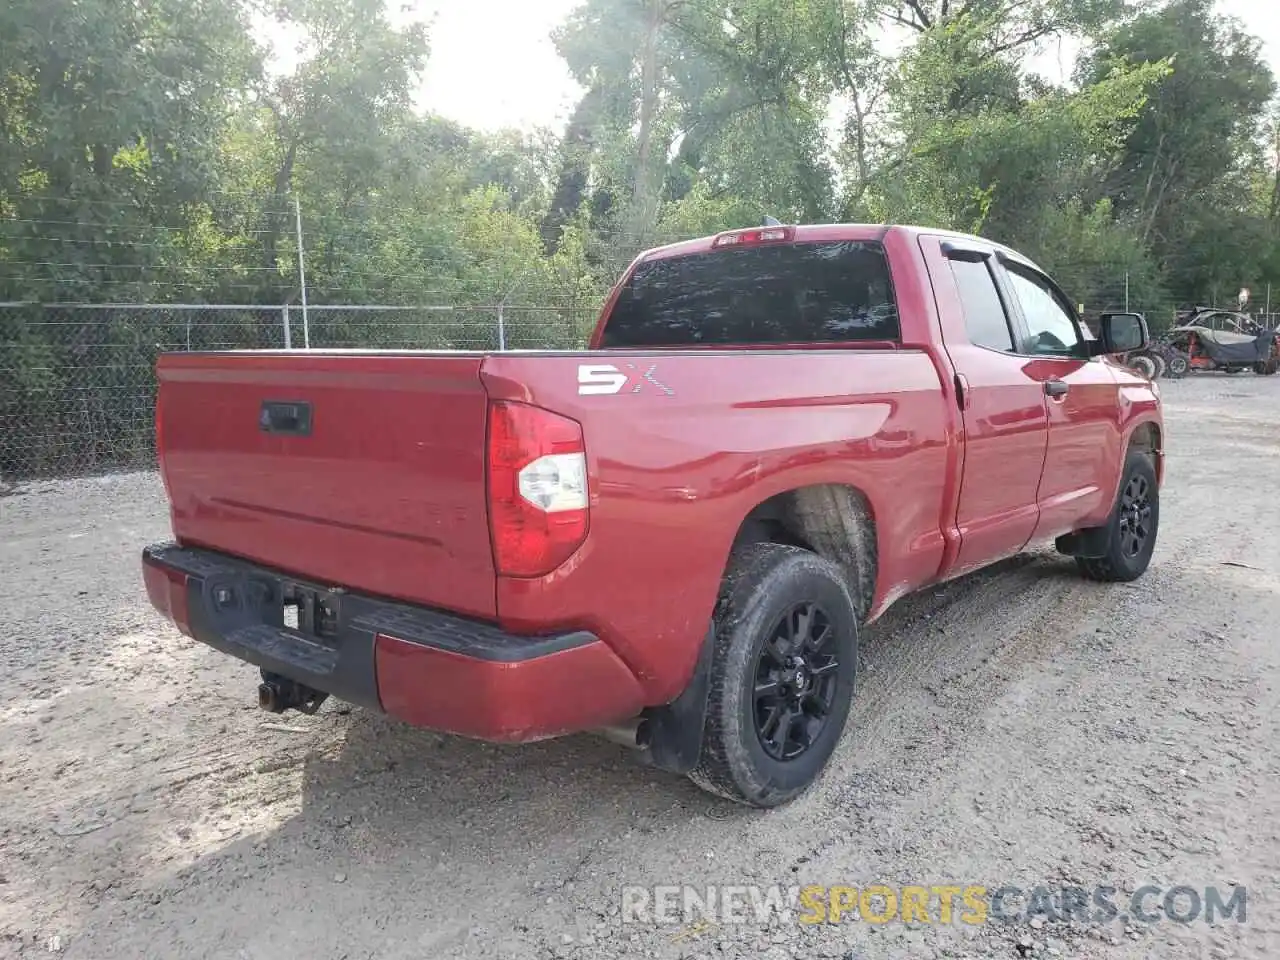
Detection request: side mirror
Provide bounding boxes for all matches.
[1093,312,1149,355]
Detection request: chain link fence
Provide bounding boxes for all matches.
[0,302,596,482]
[301,304,594,351]
[4,276,1278,484]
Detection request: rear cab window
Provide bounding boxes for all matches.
[599,241,900,348]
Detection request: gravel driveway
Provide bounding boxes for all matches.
[1,374,1277,960]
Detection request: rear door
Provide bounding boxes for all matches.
[920,237,1049,576]
[993,259,1122,539]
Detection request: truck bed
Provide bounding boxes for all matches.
[156,345,955,682]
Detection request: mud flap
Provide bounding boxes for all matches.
[1055,526,1111,559]
[639,624,715,775]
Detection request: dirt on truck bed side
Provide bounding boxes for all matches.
[1,375,1278,960]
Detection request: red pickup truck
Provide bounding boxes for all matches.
[143,224,1163,807]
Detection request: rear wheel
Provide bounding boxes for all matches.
[1076,449,1159,583]
[688,543,858,808]
[1166,353,1190,378]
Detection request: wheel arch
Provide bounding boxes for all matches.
[1057,417,1162,561]
[728,484,878,625]
[1126,419,1163,486]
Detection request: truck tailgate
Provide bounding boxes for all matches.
[156,351,496,619]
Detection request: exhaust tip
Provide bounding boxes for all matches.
[593,717,651,750]
[258,682,283,713]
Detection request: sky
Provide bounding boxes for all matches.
[418,0,582,132]
[408,0,1280,133]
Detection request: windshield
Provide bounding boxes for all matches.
[600,240,900,348]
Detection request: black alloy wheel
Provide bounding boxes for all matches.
[1076,448,1160,583]
[1116,473,1153,559]
[753,602,839,761]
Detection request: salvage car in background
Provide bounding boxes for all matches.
[1159,323,1279,377]
[1120,308,1279,379]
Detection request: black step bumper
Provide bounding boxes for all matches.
[140,543,645,741]
[141,542,596,713]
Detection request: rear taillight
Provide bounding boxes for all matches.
[487,401,589,578]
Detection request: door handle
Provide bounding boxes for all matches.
[1044,379,1069,398]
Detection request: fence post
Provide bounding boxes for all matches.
[294,197,310,349]
[1124,272,1129,313]
[497,304,506,351]
[282,304,292,350]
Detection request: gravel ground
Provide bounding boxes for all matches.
[1,374,1278,960]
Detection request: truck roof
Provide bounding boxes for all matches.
[639,223,1042,273]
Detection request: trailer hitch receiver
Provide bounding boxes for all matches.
[257,672,329,715]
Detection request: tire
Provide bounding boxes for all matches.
[688,543,858,808]
[1166,353,1189,378]
[1151,353,1167,379]
[1076,449,1159,583]
[1254,359,1278,375]
[1126,354,1157,379]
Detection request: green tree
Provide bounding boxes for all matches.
[0,0,259,301]
[1080,0,1276,300]
[874,0,1125,55]
[545,0,846,250]
[864,14,1167,240]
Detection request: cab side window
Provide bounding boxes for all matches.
[949,256,1016,352]
[1004,265,1086,358]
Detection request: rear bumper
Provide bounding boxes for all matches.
[141,544,646,741]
